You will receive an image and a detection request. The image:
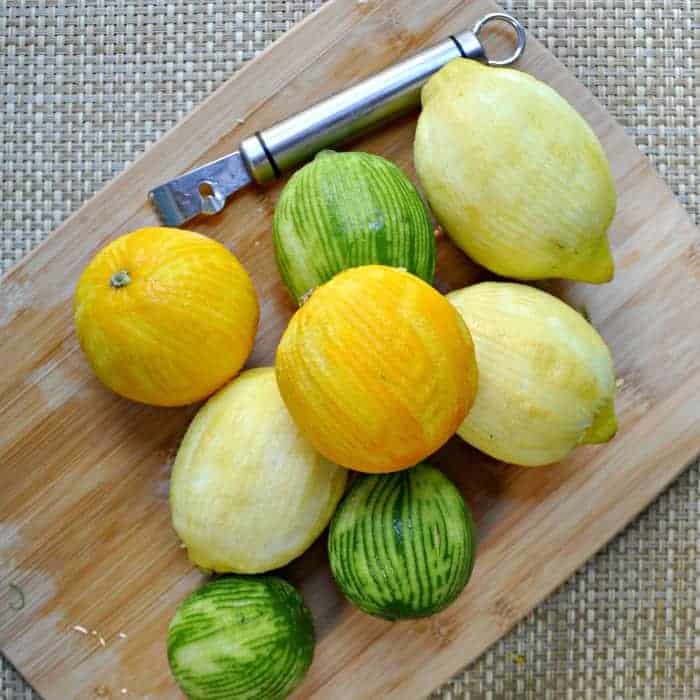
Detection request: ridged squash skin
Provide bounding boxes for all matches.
[275,265,478,473]
[273,150,435,304]
[167,576,314,700]
[448,282,617,466]
[328,463,476,620]
[170,368,347,573]
[73,227,259,406]
[414,59,616,283]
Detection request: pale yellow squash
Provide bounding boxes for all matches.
[414,59,616,283]
[448,282,617,466]
[275,265,478,473]
[170,367,347,573]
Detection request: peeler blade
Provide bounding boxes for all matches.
[149,151,253,226]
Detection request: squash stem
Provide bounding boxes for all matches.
[582,396,617,444]
[110,270,132,288]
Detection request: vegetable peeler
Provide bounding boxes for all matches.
[149,12,526,226]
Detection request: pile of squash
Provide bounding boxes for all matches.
[74,61,617,700]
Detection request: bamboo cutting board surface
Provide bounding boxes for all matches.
[1,0,700,698]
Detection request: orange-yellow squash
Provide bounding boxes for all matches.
[74,227,259,406]
[275,265,478,473]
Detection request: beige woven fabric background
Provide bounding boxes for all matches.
[1,1,698,698]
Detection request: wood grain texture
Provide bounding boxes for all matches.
[1,0,699,698]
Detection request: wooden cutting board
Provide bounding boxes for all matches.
[2,0,699,698]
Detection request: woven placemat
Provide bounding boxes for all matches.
[1,1,698,698]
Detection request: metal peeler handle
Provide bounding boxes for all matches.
[240,13,526,183]
[149,12,526,226]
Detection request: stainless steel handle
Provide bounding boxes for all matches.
[240,15,525,183]
[149,12,526,226]
[239,33,474,182]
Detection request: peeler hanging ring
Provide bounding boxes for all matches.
[473,12,527,66]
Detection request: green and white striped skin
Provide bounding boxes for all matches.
[167,576,314,700]
[328,463,476,620]
[273,150,435,305]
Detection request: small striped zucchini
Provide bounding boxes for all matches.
[167,576,314,700]
[273,150,435,305]
[328,463,476,620]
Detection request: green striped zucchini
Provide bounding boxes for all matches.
[167,576,314,700]
[273,150,435,304]
[328,463,476,620]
